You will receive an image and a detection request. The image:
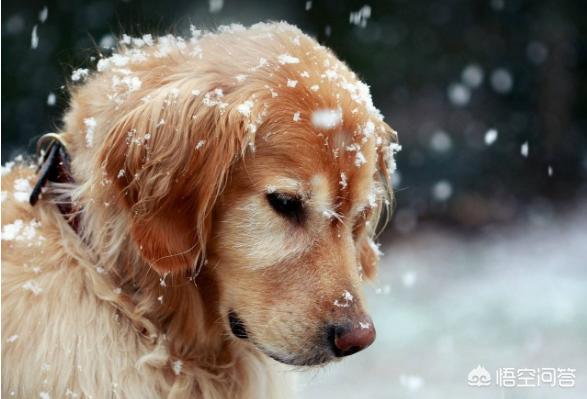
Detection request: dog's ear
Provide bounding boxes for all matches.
[358,121,397,281]
[358,236,379,280]
[100,87,258,273]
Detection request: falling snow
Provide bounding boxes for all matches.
[349,5,372,28]
[490,68,513,93]
[521,141,529,158]
[484,128,498,145]
[399,374,424,392]
[31,25,39,49]
[401,271,417,287]
[527,41,549,65]
[447,83,471,107]
[374,284,391,295]
[430,130,452,153]
[461,64,484,88]
[39,6,48,23]
[432,180,453,201]
[209,0,223,13]
[47,92,56,106]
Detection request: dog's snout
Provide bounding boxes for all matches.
[328,316,376,357]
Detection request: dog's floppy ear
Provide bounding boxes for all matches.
[357,236,379,280]
[358,122,398,281]
[100,87,257,273]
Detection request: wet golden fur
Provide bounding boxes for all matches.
[2,22,396,398]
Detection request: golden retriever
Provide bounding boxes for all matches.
[1,22,398,398]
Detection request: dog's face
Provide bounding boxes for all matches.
[93,23,396,367]
[212,117,386,365]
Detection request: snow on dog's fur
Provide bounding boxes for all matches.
[1,22,398,398]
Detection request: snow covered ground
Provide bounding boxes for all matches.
[297,204,587,398]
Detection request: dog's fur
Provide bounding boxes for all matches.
[2,22,397,398]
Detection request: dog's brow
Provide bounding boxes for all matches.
[265,177,302,194]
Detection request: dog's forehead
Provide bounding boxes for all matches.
[256,123,378,213]
[202,24,393,209]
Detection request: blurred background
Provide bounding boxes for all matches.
[2,0,586,398]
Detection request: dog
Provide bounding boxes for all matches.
[1,22,398,398]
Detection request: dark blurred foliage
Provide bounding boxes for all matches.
[2,0,587,234]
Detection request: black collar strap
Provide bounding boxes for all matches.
[29,133,80,233]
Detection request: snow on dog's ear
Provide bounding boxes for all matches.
[100,86,260,273]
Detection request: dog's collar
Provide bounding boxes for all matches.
[29,133,80,234]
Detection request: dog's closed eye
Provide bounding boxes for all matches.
[266,192,305,224]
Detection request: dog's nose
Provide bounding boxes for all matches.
[329,317,376,357]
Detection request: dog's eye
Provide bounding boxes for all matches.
[266,192,304,224]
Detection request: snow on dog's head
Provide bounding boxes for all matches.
[64,22,398,366]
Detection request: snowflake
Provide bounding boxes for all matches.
[22,280,43,295]
[277,54,300,65]
[172,360,183,375]
[71,68,89,82]
[84,118,97,148]
[237,100,254,117]
[311,109,342,130]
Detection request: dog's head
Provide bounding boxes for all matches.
[81,23,398,366]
